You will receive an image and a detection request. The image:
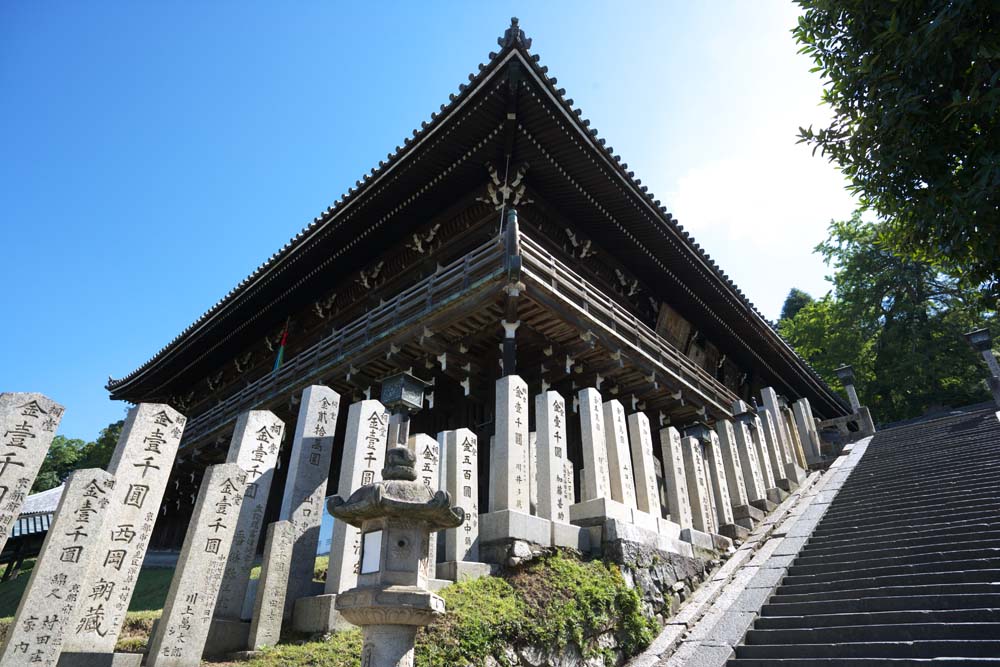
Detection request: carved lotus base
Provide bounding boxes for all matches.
[335,585,445,627]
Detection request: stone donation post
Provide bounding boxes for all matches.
[247,520,295,651]
[0,469,114,667]
[61,403,184,664]
[0,392,65,554]
[147,462,246,667]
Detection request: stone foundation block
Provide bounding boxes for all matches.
[785,462,808,485]
[436,560,494,582]
[750,498,778,513]
[776,477,798,493]
[680,527,715,552]
[479,510,552,547]
[712,533,735,552]
[657,517,682,540]
[551,521,591,551]
[766,487,789,505]
[569,497,632,526]
[718,522,750,542]
[428,578,453,592]
[631,508,659,533]
[203,618,251,658]
[291,593,354,634]
[57,654,143,667]
[732,504,765,523]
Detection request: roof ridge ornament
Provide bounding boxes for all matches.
[499,17,531,49]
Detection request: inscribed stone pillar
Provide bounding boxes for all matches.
[680,437,716,534]
[756,410,788,485]
[577,388,611,502]
[248,520,294,651]
[792,398,822,463]
[702,430,735,528]
[760,387,794,465]
[215,410,284,620]
[63,403,184,654]
[748,415,777,489]
[409,433,440,568]
[0,468,114,667]
[602,400,638,509]
[326,400,389,595]
[491,375,530,513]
[731,418,767,503]
[441,429,480,561]
[0,392,65,554]
[715,421,749,509]
[783,405,811,466]
[279,386,341,617]
[563,459,576,509]
[536,392,568,523]
[627,412,662,519]
[529,432,538,515]
[147,462,246,667]
[658,427,692,529]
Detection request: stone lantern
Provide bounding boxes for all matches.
[380,371,432,447]
[834,365,862,412]
[329,445,464,667]
[964,328,1000,406]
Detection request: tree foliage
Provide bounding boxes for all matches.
[780,288,815,322]
[31,419,124,493]
[793,0,1000,294]
[780,213,994,423]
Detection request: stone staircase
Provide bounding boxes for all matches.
[729,407,1000,666]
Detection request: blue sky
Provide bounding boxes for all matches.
[1,2,855,441]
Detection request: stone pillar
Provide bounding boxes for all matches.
[535,392,565,523]
[781,406,810,469]
[279,386,340,618]
[569,388,630,528]
[409,433,440,565]
[0,468,114,667]
[481,376,551,555]
[757,409,795,491]
[715,420,762,531]
[577,388,610,502]
[791,398,820,464]
[730,415,769,510]
[760,387,796,465]
[602,400,638,509]
[327,400,389,595]
[215,411,284,621]
[490,375,529,513]
[627,412,662,521]
[62,404,184,658]
[147,463,246,667]
[438,429,488,581]
[686,425,744,541]
[659,427,692,530]
[0,393,65,554]
[528,431,538,515]
[248,520,294,651]
[680,436,716,536]
[747,415,776,491]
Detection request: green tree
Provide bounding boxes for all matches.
[779,288,815,322]
[77,419,124,470]
[32,436,84,493]
[793,0,1000,293]
[780,213,994,423]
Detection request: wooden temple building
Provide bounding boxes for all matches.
[106,19,849,548]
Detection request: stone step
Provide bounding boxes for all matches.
[813,504,1000,538]
[782,557,1000,586]
[831,469,1000,503]
[803,519,1000,551]
[809,511,1000,542]
[762,593,1000,618]
[775,569,1000,596]
[820,491,1000,527]
[793,538,1000,568]
[729,658,1000,666]
[734,640,1000,659]
[796,528,1000,560]
[754,608,1000,630]
[744,622,1000,645]
[788,547,1000,577]
[770,582,1000,605]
